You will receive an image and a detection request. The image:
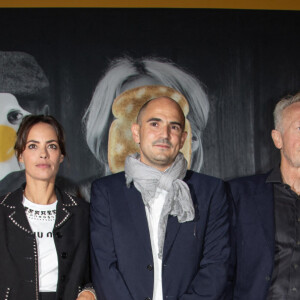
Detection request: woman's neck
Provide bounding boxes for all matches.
[24,179,56,205]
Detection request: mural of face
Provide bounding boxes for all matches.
[83,57,209,178]
[0,93,30,180]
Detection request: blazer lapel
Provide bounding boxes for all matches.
[163,175,198,260]
[54,205,71,229]
[124,184,153,257]
[3,189,33,235]
[253,182,274,256]
[9,204,33,234]
[3,187,77,232]
[54,189,77,229]
[163,214,181,260]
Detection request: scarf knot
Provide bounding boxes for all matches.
[125,152,195,258]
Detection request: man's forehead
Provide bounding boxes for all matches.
[283,102,300,118]
[147,96,180,106]
[143,97,184,118]
[281,102,300,128]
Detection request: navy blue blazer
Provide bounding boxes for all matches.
[228,172,274,300]
[90,170,230,300]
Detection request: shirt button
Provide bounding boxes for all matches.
[147,264,153,271]
[61,252,68,259]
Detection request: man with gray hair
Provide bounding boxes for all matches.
[229,91,300,299]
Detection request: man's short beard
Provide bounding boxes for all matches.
[282,150,300,168]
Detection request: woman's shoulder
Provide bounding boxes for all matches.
[58,189,90,211]
[0,187,23,208]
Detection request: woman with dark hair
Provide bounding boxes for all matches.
[0,115,95,300]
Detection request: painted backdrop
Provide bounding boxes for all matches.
[0,8,299,198]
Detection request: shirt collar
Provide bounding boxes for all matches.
[266,165,283,184]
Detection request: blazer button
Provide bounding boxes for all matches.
[61,252,68,259]
[56,232,63,238]
[145,298,151,300]
[147,264,153,271]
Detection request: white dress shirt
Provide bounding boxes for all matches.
[144,188,167,300]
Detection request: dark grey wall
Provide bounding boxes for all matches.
[1,8,299,186]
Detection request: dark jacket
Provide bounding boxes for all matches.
[228,172,274,300]
[90,170,231,300]
[0,186,91,300]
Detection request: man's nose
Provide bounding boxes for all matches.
[160,125,170,138]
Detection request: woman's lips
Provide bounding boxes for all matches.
[36,164,50,168]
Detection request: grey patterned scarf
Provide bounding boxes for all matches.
[124,152,195,259]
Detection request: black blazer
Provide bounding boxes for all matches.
[228,172,274,300]
[0,186,91,300]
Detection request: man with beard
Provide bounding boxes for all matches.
[90,96,230,300]
[229,92,300,299]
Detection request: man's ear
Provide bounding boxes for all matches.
[179,131,188,149]
[131,123,140,144]
[271,129,283,149]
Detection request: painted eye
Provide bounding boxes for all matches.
[191,135,200,152]
[7,110,24,125]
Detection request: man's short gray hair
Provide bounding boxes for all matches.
[274,91,300,131]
